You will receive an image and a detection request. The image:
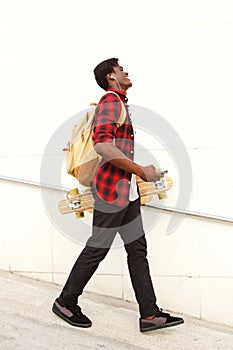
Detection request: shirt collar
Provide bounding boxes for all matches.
[107,88,128,102]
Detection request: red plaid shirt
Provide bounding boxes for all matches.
[92,89,134,207]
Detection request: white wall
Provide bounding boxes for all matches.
[1,179,233,328]
[0,0,233,327]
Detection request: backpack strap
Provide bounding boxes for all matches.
[102,91,127,128]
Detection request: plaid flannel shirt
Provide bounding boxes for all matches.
[92,89,134,207]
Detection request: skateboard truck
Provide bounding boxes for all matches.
[66,188,85,218]
[156,169,168,200]
[68,199,81,210]
[155,178,167,190]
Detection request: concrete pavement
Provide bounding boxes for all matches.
[0,270,233,350]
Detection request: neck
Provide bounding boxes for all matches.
[109,83,128,93]
[109,80,122,90]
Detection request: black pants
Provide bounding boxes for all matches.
[58,196,159,318]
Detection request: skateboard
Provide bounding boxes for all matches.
[58,176,173,218]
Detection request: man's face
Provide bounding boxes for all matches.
[112,64,132,90]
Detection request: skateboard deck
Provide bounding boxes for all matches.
[58,176,173,217]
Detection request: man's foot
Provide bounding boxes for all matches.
[140,309,184,332]
[52,299,92,328]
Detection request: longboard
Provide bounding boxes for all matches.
[58,176,173,218]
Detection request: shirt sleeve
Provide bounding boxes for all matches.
[93,93,122,145]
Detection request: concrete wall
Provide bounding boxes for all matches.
[0,0,232,327]
[0,179,233,328]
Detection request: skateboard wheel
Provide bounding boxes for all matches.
[69,188,79,196]
[75,212,85,219]
[158,192,167,200]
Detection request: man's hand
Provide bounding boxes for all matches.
[139,165,164,182]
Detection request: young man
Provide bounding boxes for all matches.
[52,58,184,332]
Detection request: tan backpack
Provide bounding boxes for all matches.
[64,91,126,187]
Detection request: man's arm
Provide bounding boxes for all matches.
[94,142,163,182]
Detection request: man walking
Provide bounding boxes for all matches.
[52,58,184,332]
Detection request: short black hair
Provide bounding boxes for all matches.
[94,58,119,90]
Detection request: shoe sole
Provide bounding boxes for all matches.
[52,304,92,328]
[140,319,184,333]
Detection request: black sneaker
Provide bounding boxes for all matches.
[140,309,184,332]
[52,299,92,328]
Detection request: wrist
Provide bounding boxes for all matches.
[134,164,144,178]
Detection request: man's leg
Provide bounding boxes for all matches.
[120,199,184,332]
[119,199,159,318]
[58,209,126,306]
[53,197,129,326]
[124,235,160,317]
[57,244,110,307]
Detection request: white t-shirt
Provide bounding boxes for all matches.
[129,121,139,201]
[129,173,139,201]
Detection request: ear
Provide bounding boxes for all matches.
[107,73,115,80]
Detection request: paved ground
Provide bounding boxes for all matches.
[0,270,233,350]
